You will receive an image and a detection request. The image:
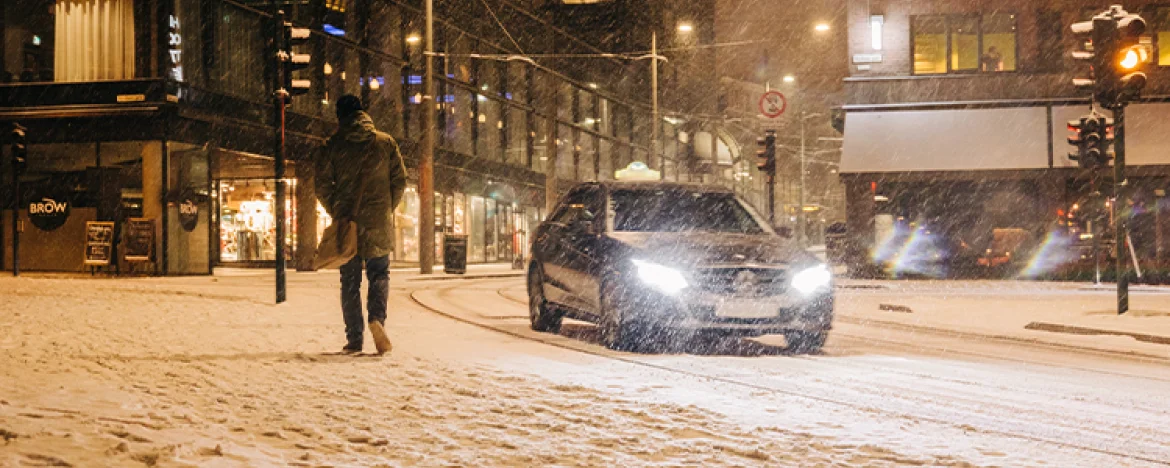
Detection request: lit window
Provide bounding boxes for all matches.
[912,14,1017,75]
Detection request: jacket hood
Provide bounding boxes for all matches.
[336,111,378,144]
[607,231,817,268]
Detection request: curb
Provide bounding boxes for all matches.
[1024,322,1170,346]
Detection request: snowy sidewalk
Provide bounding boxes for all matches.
[836,279,1170,358]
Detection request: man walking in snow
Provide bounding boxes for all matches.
[315,95,407,355]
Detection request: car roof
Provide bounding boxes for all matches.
[579,180,736,194]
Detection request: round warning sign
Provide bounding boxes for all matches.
[758,91,787,119]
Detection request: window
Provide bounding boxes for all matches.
[556,124,575,180]
[1155,7,1170,66]
[912,13,1017,75]
[2,0,139,83]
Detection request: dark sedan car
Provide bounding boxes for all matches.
[527,180,834,352]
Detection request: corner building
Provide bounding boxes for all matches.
[839,0,1170,278]
[1,0,759,274]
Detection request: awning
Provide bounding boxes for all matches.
[841,107,1049,174]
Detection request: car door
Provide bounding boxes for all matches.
[538,185,603,314]
[558,186,605,316]
[536,187,588,306]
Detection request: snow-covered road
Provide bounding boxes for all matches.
[2,272,1168,467]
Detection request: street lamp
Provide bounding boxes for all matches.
[783,74,795,83]
[814,23,831,32]
[406,34,421,45]
[677,22,694,33]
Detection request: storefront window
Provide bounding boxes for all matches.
[485,198,498,262]
[469,196,486,262]
[2,140,150,273]
[218,179,280,263]
[453,193,467,235]
[395,186,420,262]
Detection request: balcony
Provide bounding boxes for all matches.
[844,68,1170,109]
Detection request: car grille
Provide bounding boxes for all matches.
[694,267,788,297]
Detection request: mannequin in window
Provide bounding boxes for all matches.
[981,46,1004,72]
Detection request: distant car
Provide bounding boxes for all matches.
[526,181,834,352]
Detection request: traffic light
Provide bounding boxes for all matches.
[1067,114,1113,170]
[756,129,776,172]
[278,18,312,98]
[1112,9,1150,105]
[1069,6,1151,107]
[10,123,27,175]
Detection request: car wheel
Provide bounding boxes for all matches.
[599,277,646,352]
[527,263,562,333]
[784,330,827,354]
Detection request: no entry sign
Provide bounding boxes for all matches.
[758,91,787,119]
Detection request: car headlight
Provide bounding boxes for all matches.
[631,259,688,295]
[791,264,831,295]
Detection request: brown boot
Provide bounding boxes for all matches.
[369,321,393,355]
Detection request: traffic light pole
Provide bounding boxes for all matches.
[1113,104,1128,314]
[273,8,288,304]
[10,143,18,277]
[766,170,775,227]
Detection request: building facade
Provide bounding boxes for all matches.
[840,0,1170,278]
[1,0,762,274]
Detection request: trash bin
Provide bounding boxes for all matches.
[443,234,468,274]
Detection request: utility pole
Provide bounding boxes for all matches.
[272,8,288,304]
[650,31,660,178]
[419,0,436,274]
[1113,104,1129,313]
[799,112,807,246]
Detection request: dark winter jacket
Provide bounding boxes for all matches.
[315,111,407,259]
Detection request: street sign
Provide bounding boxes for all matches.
[758,91,787,119]
[84,222,115,266]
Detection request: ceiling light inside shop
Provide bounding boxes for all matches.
[406,34,421,44]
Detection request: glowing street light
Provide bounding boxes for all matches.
[406,34,421,45]
[814,23,831,32]
[677,22,693,33]
[783,74,795,83]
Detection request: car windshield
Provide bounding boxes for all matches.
[610,189,767,234]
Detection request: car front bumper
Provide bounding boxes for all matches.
[627,287,834,334]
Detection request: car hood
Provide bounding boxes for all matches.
[606,231,817,269]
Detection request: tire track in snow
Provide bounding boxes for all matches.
[406,279,1170,466]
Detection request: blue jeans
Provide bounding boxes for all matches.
[339,255,390,349]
